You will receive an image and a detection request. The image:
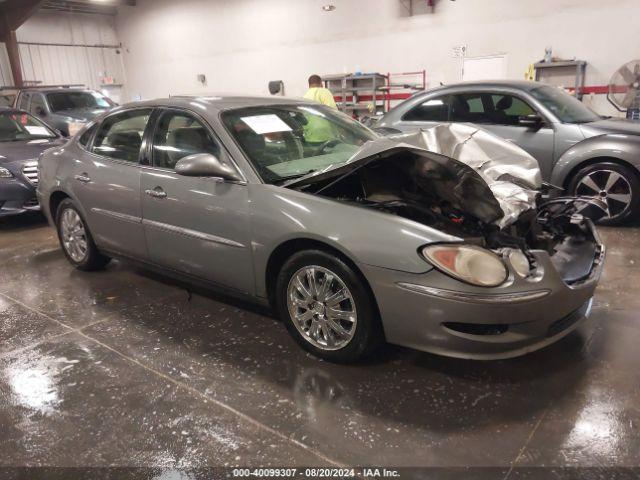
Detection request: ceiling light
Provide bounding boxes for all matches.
[322,4,336,11]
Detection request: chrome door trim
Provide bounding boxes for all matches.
[91,207,142,224]
[142,218,245,248]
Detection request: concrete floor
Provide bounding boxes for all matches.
[1,213,639,475]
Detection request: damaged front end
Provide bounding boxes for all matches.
[287,124,606,285]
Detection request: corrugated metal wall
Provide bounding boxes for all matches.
[18,43,125,90]
[0,44,13,87]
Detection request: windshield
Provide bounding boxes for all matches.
[529,85,600,123]
[0,111,57,142]
[222,105,377,184]
[46,91,114,113]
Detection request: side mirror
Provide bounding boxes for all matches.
[518,114,542,128]
[175,153,242,181]
[35,107,46,117]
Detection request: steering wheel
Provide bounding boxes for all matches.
[317,139,341,154]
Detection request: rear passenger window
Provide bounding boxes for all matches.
[152,111,221,169]
[78,123,97,148]
[402,96,450,122]
[92,109,152,163]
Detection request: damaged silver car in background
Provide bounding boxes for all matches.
[38,98,606,362]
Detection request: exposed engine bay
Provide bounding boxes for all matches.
[286,126,607,283]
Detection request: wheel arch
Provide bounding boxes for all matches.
[264,238,382,326]
[48,190,72,220]
[562,156,640,190]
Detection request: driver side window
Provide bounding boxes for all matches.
[152,111,221,170]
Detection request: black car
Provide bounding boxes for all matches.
[0,108,65,217]
[14,87,116,137]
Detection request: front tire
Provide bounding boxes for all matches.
[275,249,383,363]
[55,198,110,271]
[567,162,640,225]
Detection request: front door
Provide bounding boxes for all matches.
[70,108,152,259]
[140,108,253,294]
[481,93,556,179]
[448,92,556,178]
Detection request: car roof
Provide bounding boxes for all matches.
[115,95,313,113]
[420,80,545,95]
[26,88,95,94]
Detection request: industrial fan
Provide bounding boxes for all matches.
[608,60,640,120]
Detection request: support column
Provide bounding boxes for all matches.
[3,29,23,87]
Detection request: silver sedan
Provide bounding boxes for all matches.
[37,96,605,362]
[377,80,640,225]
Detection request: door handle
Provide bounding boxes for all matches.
[145,187,167,199]
[74,173,91,183]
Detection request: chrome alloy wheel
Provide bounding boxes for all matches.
[575,169,632,219]
[60,208,88,263]
[287,266,357,351]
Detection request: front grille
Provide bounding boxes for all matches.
[443,322,508,336]
[22,162,38,186]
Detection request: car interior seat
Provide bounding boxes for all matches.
[163,126,218,169]
[492,96,514,124]
[105,131,142,162]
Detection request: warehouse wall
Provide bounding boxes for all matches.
[0,44,12,86]
[4,12,126,101]
[116,0,640,116]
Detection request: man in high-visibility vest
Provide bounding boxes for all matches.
[303,74,337,109]
[302,75,338,144]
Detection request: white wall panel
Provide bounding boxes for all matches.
[115,0,640,116]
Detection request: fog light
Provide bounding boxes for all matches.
[508,249,530,277]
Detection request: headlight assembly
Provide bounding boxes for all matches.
[422,244,508,287]
[507,249,531,278]
[0,167,13,178]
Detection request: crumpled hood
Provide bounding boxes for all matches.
[0,138,65,170]
[287,123,542,228]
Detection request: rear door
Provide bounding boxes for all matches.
[70,108,152,258]
[140,108,253,293]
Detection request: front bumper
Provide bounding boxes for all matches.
[362,222,605,360]
[0,179,39,217]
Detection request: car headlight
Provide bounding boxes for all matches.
[0,167,13,178]
[68,121,86,137]
[422,244,508,287]
[507,249,531,278]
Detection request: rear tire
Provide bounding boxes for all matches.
[567,162,640,226]
[275,249,383,363]
[55,198,110,271]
